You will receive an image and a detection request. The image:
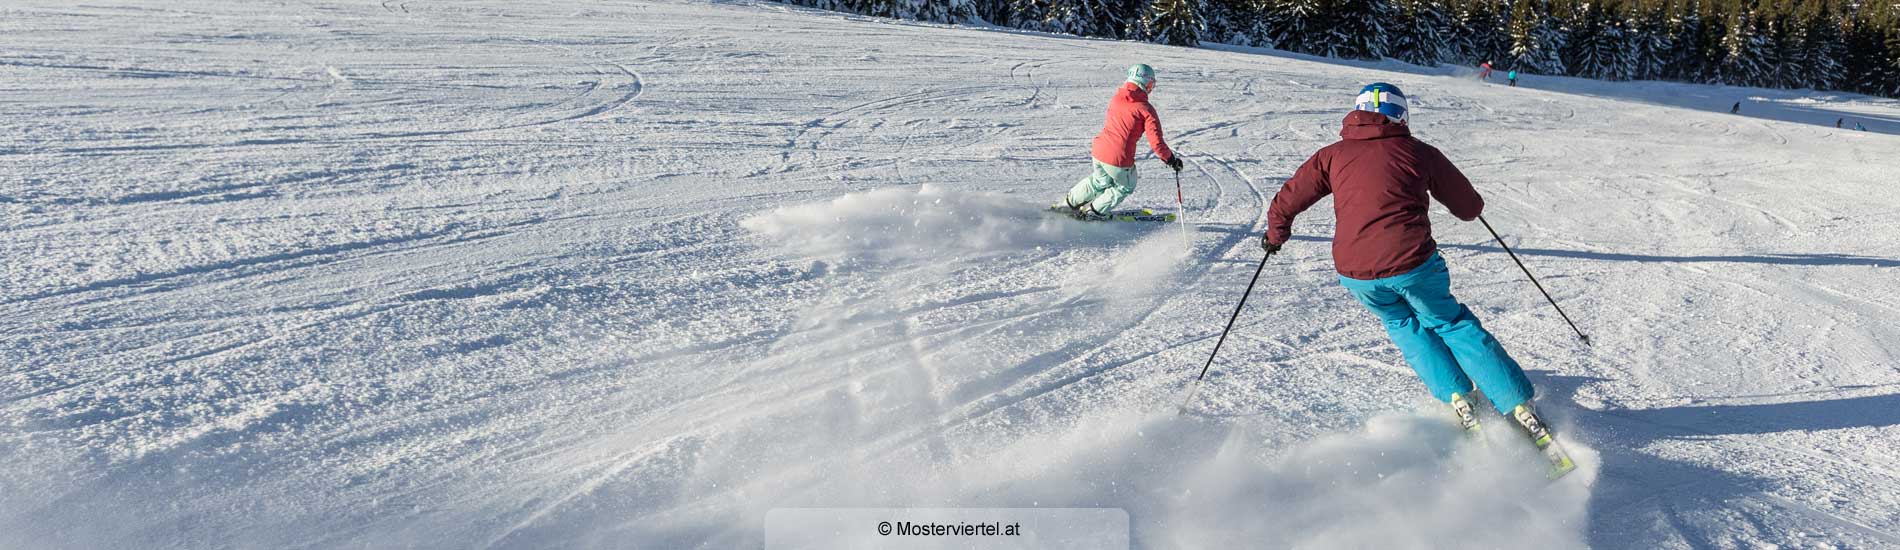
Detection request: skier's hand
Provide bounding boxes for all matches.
[1261,236,1281,256]
[1165,155,1184,173]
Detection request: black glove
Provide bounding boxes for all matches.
[1165,155,1184,173]
[1261,236,1281,256]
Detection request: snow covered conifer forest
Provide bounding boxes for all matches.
[786,0,1900,97]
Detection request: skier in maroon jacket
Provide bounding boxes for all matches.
[1261,84,1570,476]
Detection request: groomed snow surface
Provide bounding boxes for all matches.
[4,1,1899,548]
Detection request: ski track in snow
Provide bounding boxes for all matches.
[4,0,1900,548]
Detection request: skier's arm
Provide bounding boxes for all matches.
[1423,146,1483,221]
[1265,153,1332,246]
[1142,104,1175,163]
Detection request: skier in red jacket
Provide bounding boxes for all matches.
[1260,83,1569,475]
[1061,64,1182,220]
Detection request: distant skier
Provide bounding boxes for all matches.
[1731,101,1741,114]
[1478,61,1493,81]
[1837,118,1845,128]
[1857,122,1868,131]
[1507,70,1518,87]
[1259,83,1568,474]
[1061,64,1182,220]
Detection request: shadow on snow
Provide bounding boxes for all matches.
[1534,374,1900,547]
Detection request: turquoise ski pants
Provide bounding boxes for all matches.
[1338,252,1534,415]
[1065,160,1136,213]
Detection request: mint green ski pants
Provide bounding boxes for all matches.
[1065,160,1137,213]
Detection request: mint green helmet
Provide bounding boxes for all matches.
[1126,64,1156,91]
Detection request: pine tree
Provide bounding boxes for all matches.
[1443,0,1481,63]
[1326,0,1395,59]
[879,0,979,22]
[1009,0,1055,30]
[1838,7,1893,95]
[1109,0,1155,37]
[971,0,1014,24]
[1510,0,1568,74]
[1626,3,1675,80]
[1151,0,1207,44]
[1454,0,1513,68]
[1665,0,1725,83]
[1564,2,1636,80]
[1883,6,1900,96]
[1203,0,1249,43]
[1204,0,1276,45]
[1796,2,1846,90]
[1764,9,1803,88]
[1265,0,1327,54]
[787,0,855,16]
[1604,5,1639,80]
[1720,9,1772,85]
[1046,0,1086,34]
[1233,0,1277,45]
[1391,0,1455,65]
[1113,0,1154,38]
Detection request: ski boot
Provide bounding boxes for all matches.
[1070,203,1109,221]
[1448,392,1484,441]
[1511,403,1578,480]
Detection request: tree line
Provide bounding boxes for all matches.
[781,0,1900,98]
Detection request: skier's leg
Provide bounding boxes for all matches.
[1086,164,1138,213]
[1339,275,1473,403]
[1065,161,1116,209]
[1392,253,1535,415]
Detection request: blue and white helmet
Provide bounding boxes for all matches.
[1354,82,1408,123]
[1127,64,1156,91]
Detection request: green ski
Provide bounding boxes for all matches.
[1048,203,1177,222]
[1512,403,1578,480]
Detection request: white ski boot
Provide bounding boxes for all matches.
[1449,392,1484,440]
[1511,402,1578,479]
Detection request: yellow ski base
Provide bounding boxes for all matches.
[1048,203,1176,222]
[1537,436,1579,480]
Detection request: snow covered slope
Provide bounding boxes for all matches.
[4,1,1900,548]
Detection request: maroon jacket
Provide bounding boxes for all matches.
[1266,110,1484,280]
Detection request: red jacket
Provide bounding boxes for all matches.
[1090,82,1174,168]
[1266,111,1484,280]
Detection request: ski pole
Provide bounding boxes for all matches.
[1174,169,1190,249]
[1179,251,1272,413]
[1478,216,1591,345]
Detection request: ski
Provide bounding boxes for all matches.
[1512,404,1579,480]
[1048,203,1177,222]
